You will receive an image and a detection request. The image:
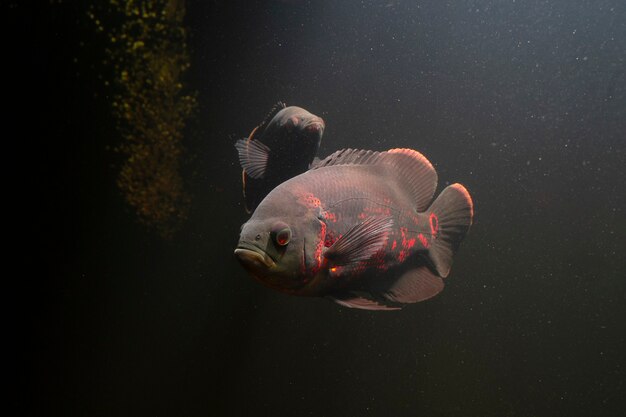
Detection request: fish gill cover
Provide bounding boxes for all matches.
[88,0,197,238]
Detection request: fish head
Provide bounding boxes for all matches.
[235,194,325,294]
[280,106,325,147]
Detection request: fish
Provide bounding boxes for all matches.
[234,102,325,213]
[234,147,474,310]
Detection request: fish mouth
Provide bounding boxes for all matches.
[304,118,325,134]
[234,244,276,269]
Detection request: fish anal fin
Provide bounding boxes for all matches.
[384,266,444,304]
[329,292,402,311]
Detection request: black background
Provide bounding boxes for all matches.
[17,0,626,416]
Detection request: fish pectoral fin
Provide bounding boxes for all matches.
[324,217,393,266]
[328,292,402,311]
[234,138,271,179]
[384,266,444,304]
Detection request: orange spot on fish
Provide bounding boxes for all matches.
[397,249,409,262]
[429,212,439,238]
[400,227,410,248]
[324,211,337,222]
[371,251,388,271]
[298,192,322,208]
[418,233,429,248]
[312,221,326,274]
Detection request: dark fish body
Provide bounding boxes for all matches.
[235,102,325,212]
[234,148,474,310]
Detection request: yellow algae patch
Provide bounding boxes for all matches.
[88,0,197,238]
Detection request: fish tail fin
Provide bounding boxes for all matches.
[425,183,474,277]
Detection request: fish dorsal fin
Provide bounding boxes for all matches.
[255,101,287,134]
[313,148,438,211]
[382,148,438,211]
[312,148,383,169]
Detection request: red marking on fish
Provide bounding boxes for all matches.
[400,227,409,248]
[298,192,322,208]
[372,250,388,271]
[391,240,397,250]
[429,212,439,238]
[312,221,326,274]
[324,211,338,222]
[418,233,429,248]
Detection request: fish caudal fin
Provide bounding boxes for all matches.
[425,183,474,278]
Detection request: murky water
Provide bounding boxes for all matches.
[30,1,625,416]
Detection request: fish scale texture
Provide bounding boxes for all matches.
[303,165,409,221]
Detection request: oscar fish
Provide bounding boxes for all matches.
[235,102,325,212]
[234,148,474,310]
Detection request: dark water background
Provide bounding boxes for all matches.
[21,0,625,416]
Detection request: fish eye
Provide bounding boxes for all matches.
[271,222,291,246]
